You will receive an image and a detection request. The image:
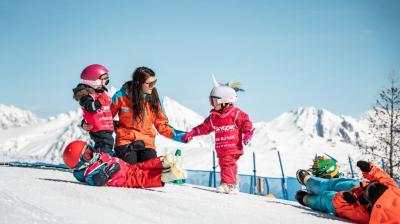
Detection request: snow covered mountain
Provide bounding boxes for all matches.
[0,98,369,177]
[0,109,88,164]
[244,107,368,177]
[0,104,42,129]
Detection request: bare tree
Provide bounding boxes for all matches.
[358,71,400,178]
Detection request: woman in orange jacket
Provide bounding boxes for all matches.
[296,161,400,224]
[110,67,187,164]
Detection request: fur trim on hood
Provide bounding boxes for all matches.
[72,84,95,101]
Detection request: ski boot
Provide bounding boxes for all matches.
[295,190,308,206]
[217,183,239,194]
[296,169,310,186]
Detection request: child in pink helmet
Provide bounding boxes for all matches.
[183,75,254,194]
[73,64,114,154]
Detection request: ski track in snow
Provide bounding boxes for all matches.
[0,190,67,224]
[0,166,351,224]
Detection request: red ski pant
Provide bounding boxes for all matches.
[125,157,164,188]
[218,154,241,185]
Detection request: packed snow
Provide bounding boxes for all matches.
[0,166,350,224]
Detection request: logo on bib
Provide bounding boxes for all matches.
[215,125,235,133]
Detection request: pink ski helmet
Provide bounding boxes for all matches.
[80,64,109,89]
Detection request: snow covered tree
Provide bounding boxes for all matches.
[358,71,400,178]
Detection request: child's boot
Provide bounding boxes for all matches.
[295,190,308,206]
[296,169,311,186]
[217,183,239,194]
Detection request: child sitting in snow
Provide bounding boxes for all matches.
[301,154,360,192]
[295,161,400,224]
[63,140,187,187]
[72,64,114,154]
[182,75,254,194]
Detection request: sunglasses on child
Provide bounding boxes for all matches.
[100,74,110,85]
[209,96,221,107]
[73,144,94,171]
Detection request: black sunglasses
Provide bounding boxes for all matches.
[144,79,157,88]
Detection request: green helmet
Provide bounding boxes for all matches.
[310,154,340,178]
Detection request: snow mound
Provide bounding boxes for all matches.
[0,166,349,224]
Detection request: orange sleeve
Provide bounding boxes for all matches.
[111,93,122,118]
[362,164,398,188]
[153,107,174,139]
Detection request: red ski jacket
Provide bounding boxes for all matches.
[193,105,253,156]
[82,152,164,188]
[82,92,114,133]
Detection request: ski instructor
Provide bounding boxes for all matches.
[83,66,187,164]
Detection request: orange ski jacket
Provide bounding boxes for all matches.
[111,83,186,150]
[332,164,400,224]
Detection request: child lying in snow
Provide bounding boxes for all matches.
[63,140,187,187]
[295,161,400,224]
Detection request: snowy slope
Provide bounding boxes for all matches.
[0,166,349,224]
[0,98,369,178]
[0,109,88,163]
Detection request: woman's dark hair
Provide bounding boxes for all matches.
[130,66,161,121]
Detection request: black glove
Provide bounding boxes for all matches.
[358,193,369,205]
[357,160,371,172]
[105,162,121,177]
[342,191,358,204]
[92,163,121,186]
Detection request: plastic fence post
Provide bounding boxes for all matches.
[348,155,354,178]
[208,171,212,187]
[253,152,257,195]
[212,150,216,188]
[277,151,288,200]
[265,177,270,194]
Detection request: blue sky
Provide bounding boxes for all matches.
[1,0,399,122]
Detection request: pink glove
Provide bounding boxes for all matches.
[183,129,197,143]
[243,128,255,145]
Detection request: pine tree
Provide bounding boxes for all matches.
[358,71,400,178]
